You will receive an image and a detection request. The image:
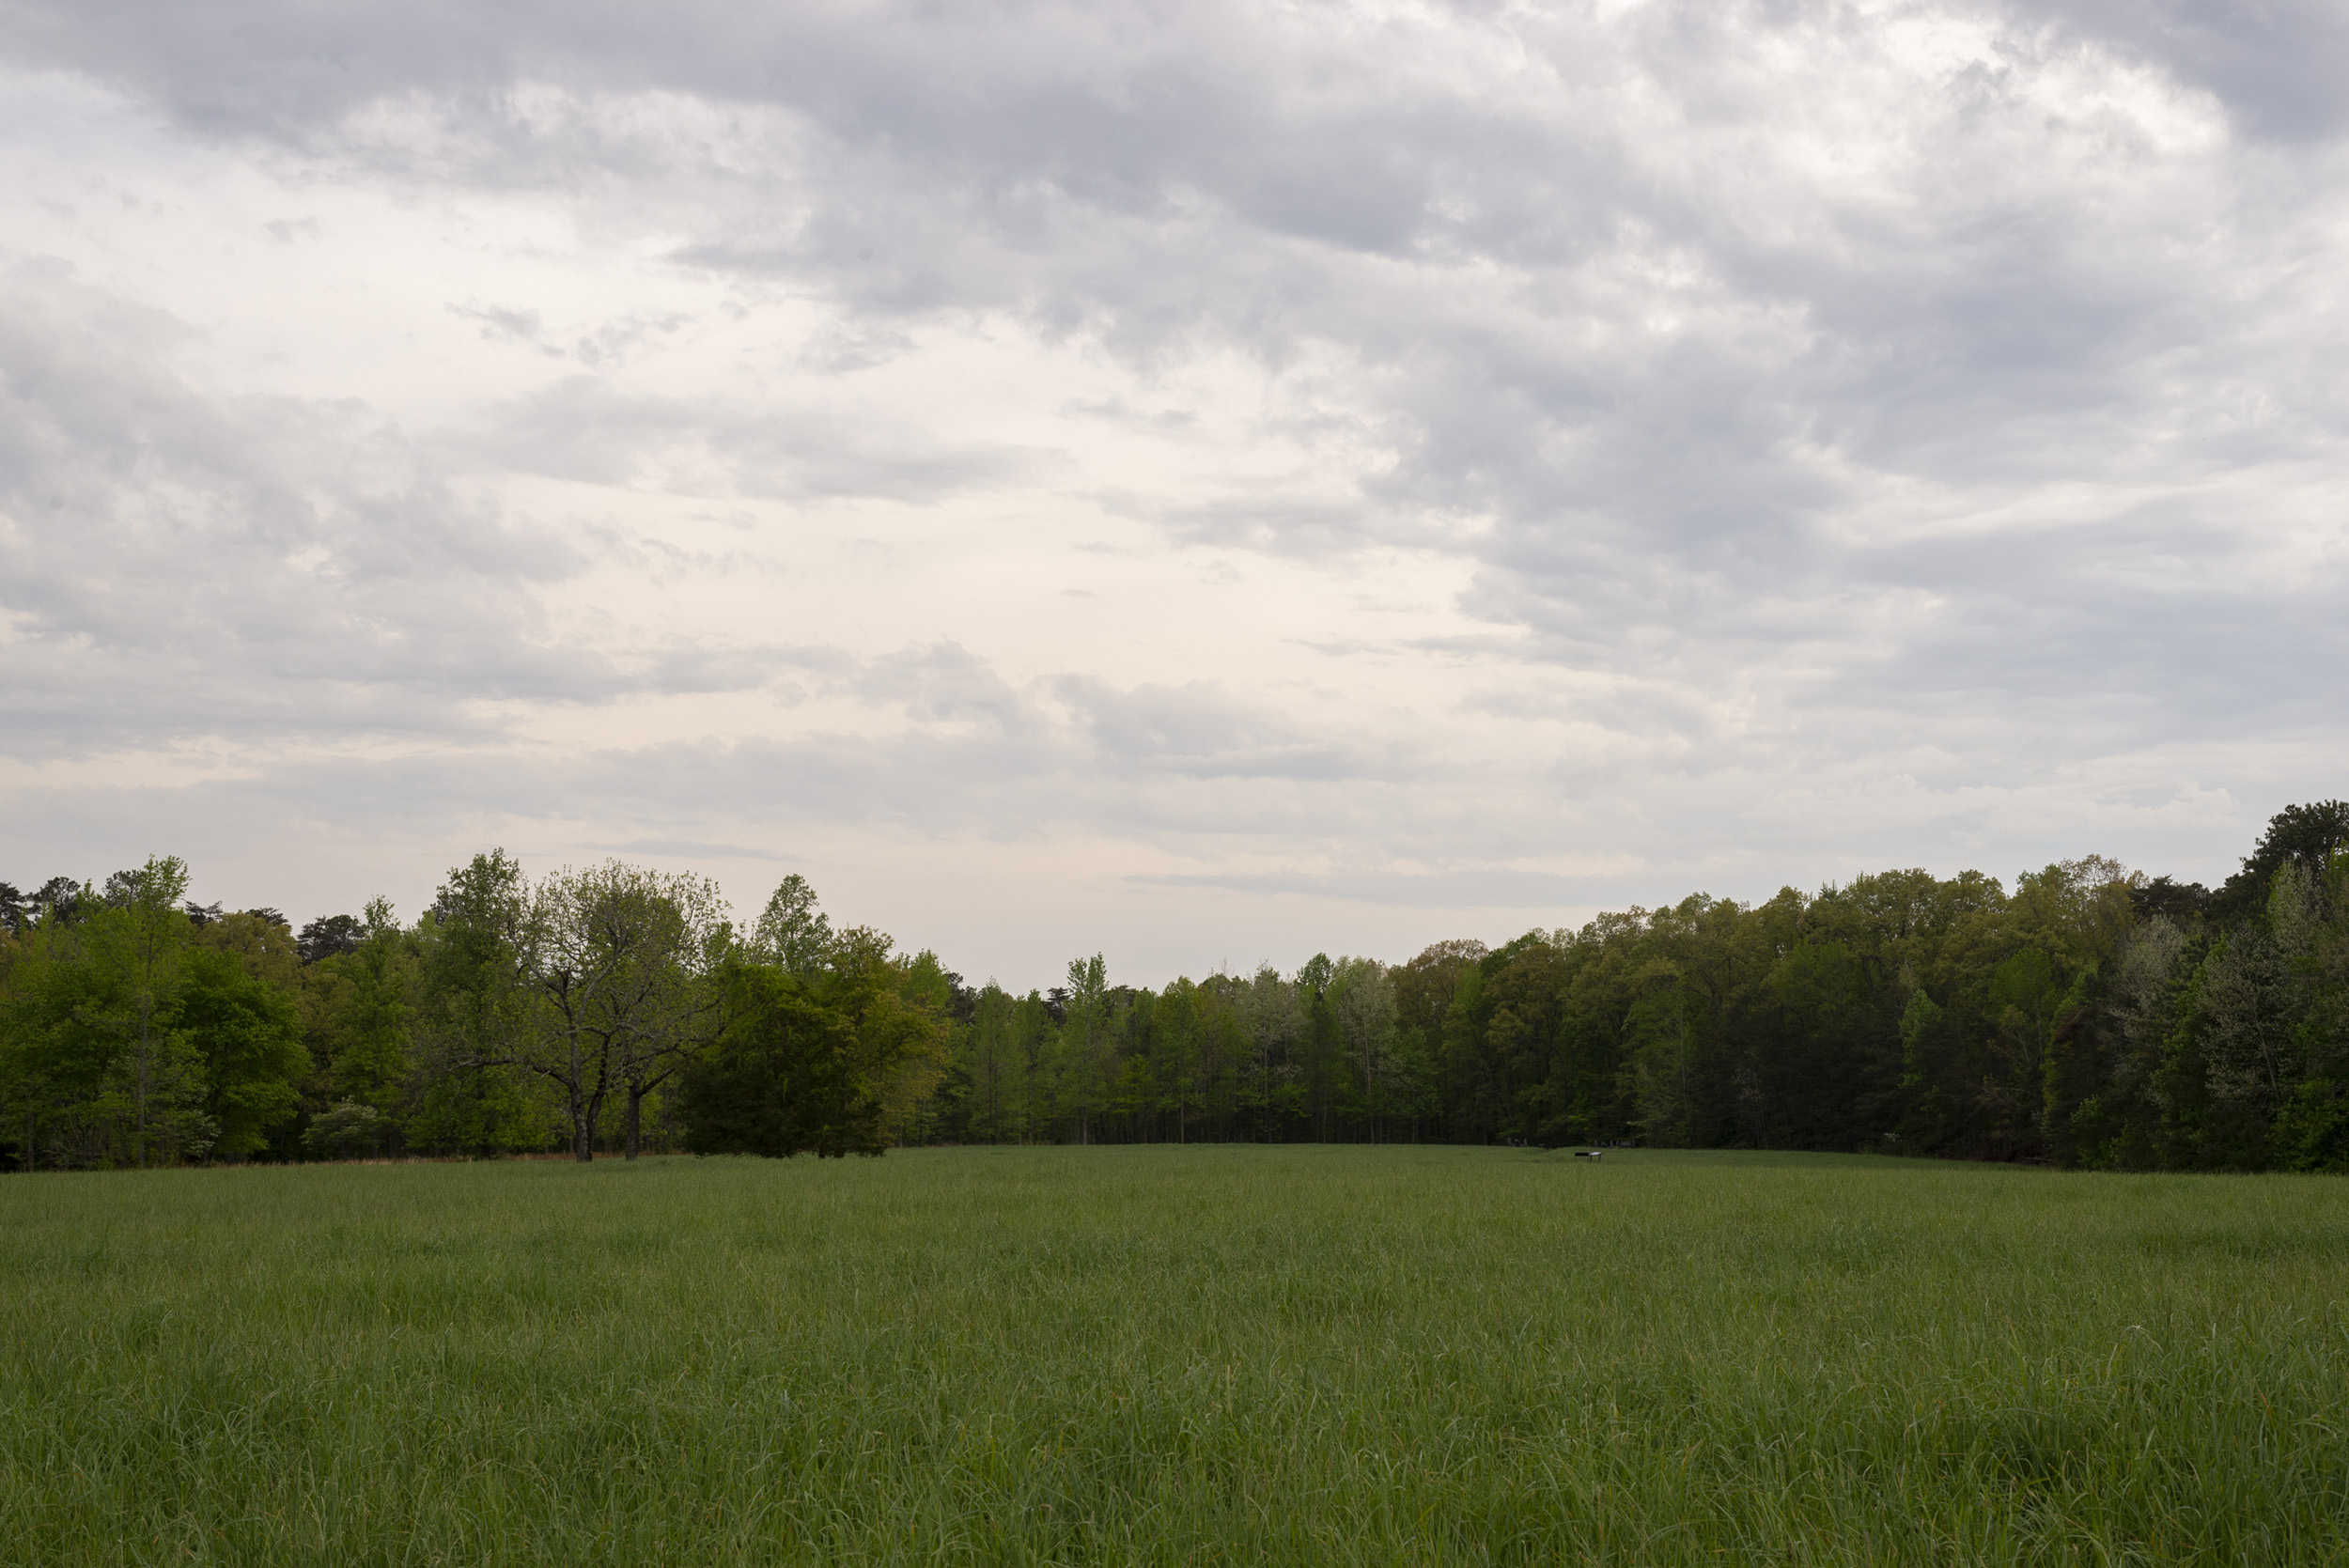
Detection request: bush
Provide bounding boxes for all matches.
[303,1100,384,1161]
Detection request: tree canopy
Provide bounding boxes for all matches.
[4,803,2346,1171]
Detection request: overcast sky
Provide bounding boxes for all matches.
[2,0,2343,986]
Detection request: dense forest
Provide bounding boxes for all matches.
[3,801,2345,1172]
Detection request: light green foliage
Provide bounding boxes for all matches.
[1236,961,1301,1139]
[310,898,416,1114]
[1898,986,1943,1051]
[751,874,832,975]
[406,851,540,1158]
[195,910,301,994]
[301,1099,385,1159]
[0,872,315,1168]
[2195,866,2314,1112]
[1149,977,1206,1141]
[6,858,222,1168]
[830,928,948,1063]
[82,858,211,1169]
[512,859,731,1160]
[1989,946,2061,1093]
[857,941,953,1141]
[3,1148,2346,1564]
[1055,954,1112,1143]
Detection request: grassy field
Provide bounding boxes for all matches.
[2,1147,2345,1566]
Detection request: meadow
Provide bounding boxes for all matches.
[1,1147,2344,1566]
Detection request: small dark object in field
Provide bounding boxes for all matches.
[1574,1150,1602,1159]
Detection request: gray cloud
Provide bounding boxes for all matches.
[1051,676,1399,784]
[0,0,2341,976]
[2042,0,2349,141]
[0,259,830,754]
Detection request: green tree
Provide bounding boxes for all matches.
[197,910,302,993]
[326,898,418,1117]
[678,953,928,1158]
[1152,979,1207,1143]
[409,851,538,1157]
[879,948,957,1143]
[302,1100,385,1160]
[1237,964,1300,1141]
[2212,800,2349,920]
[1629,978,1705,1147]
[173,945,307,1159]
[512,861,728,1162]
[959,983,1026,1142]
[1296,954,1342,1141]
[1057,955,1112,1143]
[751,874,832,975]
[1323,959,1392,1140]
[72,859,214,1167]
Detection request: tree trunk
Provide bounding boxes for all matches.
[573,1088,595,1161]
[625,1088,643,1159]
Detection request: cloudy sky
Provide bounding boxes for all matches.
[2,0,2343,986]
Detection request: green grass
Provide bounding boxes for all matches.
[3,1147,2346,1565]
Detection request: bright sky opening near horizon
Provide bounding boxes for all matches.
[2,0,2343,987]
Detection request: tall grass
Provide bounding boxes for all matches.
[2,1147,2344,1564]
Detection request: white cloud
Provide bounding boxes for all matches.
[0,1,2342,984]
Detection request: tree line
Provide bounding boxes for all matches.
[3,801,2344,1171]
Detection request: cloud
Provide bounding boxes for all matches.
[0,256,851,757]
[2041,0,2349,141]
[0,259,619,750]
[0,0,2342,981]
[466,377,1054,501]
[1052,676,1397,784]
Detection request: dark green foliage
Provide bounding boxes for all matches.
[677,965,880,1157]
[174,945,306,1159]
[296,913,365,965]
[2270,1079,2349,1172]
[6,803,2345,1172]
[403,851,538,1159]
[29,877,79,926]
[2134,875,2209,924]
[2212,799,2349,920]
